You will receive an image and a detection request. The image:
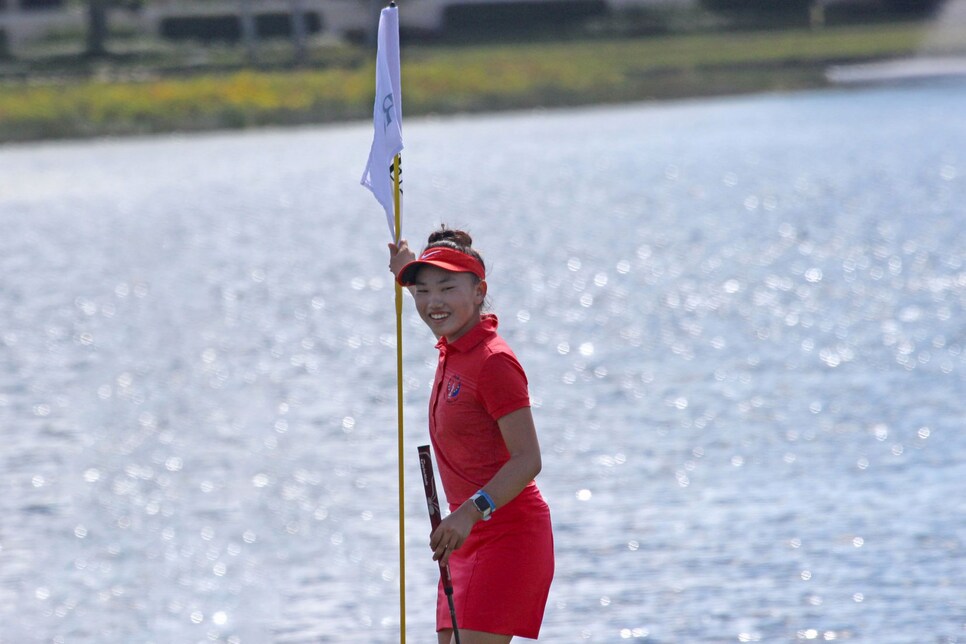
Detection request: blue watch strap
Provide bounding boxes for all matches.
[477,490,496,512]
[471,490,496,520]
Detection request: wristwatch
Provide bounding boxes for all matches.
[469,491,495,521]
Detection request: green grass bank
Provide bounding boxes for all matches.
[0,22,929,144]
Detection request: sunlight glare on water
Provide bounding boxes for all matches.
[0,80,964,642]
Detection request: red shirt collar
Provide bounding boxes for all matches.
[435,314,499,354]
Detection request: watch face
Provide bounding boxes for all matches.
[473,495,489,513]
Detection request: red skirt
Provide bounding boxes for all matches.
[437,485,554,639]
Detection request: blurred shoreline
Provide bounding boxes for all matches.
[0,19,956,145]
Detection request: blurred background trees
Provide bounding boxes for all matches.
[698,0,946,24]
[0,0,954,67]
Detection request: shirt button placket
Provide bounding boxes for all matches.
[431,351,447,432]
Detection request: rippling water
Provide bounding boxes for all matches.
[1,81,964,643]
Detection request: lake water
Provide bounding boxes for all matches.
[1,80,964,643]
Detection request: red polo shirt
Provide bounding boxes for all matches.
[429,314,533,504]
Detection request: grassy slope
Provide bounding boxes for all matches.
[0,22,926,143]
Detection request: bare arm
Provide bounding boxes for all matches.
[430,406,542,565]
[477,406,542,509]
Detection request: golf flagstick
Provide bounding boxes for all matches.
[418,445,461,643]
[359,2,405,639]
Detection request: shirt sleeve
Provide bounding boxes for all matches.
[477,351,531,420]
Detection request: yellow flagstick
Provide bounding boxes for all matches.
[393,151,406,644]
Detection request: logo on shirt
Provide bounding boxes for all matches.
[446,375,462,402]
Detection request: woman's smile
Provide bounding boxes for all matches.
[412,265,486,342]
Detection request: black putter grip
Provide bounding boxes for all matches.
[418,445,455,590]
[418,445,442,530]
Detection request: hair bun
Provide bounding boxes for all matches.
[424,224,486,274]
[428,226,473,249]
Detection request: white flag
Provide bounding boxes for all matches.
[360,6,403,240]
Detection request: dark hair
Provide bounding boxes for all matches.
[425,225,486,277]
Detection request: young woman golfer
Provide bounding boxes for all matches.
[389,227,555,643]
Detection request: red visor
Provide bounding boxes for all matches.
[396,247,486,286]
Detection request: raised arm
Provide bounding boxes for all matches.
[388,238,416,278]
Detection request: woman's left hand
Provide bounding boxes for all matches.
[430,502,480,567]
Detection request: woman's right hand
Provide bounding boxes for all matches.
[388,239,416,279]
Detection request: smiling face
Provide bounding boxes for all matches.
[412,264,487,342]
